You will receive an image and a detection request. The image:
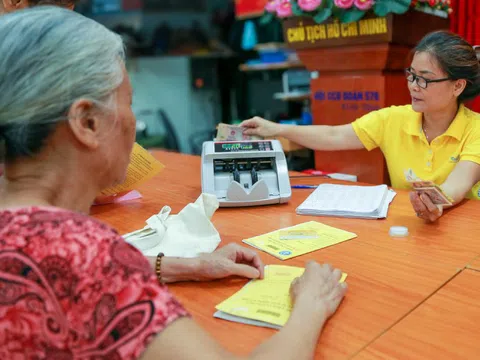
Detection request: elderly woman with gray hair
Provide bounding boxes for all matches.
[0,7,347,360]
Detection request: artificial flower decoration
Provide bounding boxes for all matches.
[265,0,279,12]
[354,0,374,11]
[276,0,294,18]
[334,0,355,9]
[297,0,323,12]
[261,0,452,24]
[412,0,452,14]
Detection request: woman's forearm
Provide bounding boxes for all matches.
[278,123,363,151]
[143,300,328,360]
[141,264,344,360]
[248,295,327,360]
[441,184,464,206]
[278,124,335,150]
[440,161,480,206]
[147,256,200,283]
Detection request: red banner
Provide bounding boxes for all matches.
[235,0,268,19]
[450,0,480,112]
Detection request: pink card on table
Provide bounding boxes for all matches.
[93,190,142,206]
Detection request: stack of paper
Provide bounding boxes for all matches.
[214,265,347,329]
[243,221,357,260]
[296,184,396,219]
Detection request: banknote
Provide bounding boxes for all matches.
[416,187,452,206]
[404,168,453,205]
[216,123,263,141]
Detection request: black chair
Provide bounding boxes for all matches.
[157,109,180,152]
[189,129,217,155]
[135,109,181,152]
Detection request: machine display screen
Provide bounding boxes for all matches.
[214,141,273,153]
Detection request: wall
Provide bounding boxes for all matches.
[86,0,288,153]
[128,57,220,154]
[87,0,226,42]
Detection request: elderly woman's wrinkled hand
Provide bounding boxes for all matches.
[195,243,265,281]
[409,191,443,222]
[290,262,347,319]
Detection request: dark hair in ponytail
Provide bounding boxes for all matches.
[415,30,479,102]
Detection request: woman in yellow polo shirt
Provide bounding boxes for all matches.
[241,30,480,223]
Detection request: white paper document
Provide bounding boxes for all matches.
[296,184,396,219]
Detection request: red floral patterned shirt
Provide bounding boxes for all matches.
[0,207,189,359]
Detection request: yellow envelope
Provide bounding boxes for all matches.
[215,265,347,328]
[100,143,164,196]
[243,221,356,260]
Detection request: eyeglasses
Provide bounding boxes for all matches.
[405,68,451,89]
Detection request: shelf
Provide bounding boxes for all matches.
[273,92,311,102]
[235,12,264,20]
[239,61,304,72]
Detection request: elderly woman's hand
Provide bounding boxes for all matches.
[409,191,443,222]
[290,262,347,319]
[194,243,265,281]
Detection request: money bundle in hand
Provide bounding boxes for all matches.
[403,168,453,206]
[216,123,263,141]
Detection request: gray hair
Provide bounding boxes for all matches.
[0,6,125,160]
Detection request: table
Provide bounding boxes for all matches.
[355,269,480,360]
[91,151,480,359]
[467,256,480,271]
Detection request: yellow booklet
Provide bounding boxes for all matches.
[100,143,165,196]
[214,265,347,329]
[242,221,357,260]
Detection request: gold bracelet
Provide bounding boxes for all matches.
[155,252,165,284]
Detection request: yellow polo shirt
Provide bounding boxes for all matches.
[352,104,480,199]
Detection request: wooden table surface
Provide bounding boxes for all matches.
[467,256,480,271]
[355,269,480,360]
[91,151,480,359]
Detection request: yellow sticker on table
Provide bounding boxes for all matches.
[243,221,357,260]
[100,143,164,196]
[216,265,347,328]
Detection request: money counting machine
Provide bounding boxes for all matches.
[201,140,291,207]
